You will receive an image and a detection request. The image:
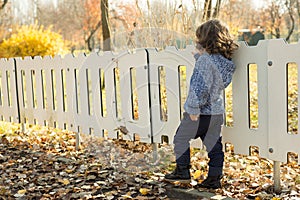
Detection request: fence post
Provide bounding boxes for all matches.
[273,160,281,193]
[21,123,26,133]
[145,49,159,163]
[13,58,21,124]
[75,132,80,151]
[152,143,158,163]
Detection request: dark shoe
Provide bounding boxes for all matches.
[199,175,222,189]
[164,165,191,183]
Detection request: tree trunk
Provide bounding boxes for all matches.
[86,20,102,51]
[0,0,8,10]
[212,0,221,18]
[101,0,111,51]
[202,0,212,21]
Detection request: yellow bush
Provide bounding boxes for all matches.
[0,23,70,58]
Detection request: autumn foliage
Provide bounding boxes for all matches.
[0,23,70,58]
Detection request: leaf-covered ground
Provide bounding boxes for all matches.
[0,122,300,200]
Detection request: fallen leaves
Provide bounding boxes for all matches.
[1,121,300,199]
[0,122,169,199]
[0,142,169,199]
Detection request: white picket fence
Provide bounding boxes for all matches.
[1,39,300,168]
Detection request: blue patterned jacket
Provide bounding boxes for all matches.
[184,52,236,115]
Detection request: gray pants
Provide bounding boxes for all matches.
[174,112,224,176]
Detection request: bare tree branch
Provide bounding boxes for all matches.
[203,0,212,21]
[285,0,295,42]
[296,0,300,24]
[213,0,221,18]
[0,0,8,10]
[85,20,102,51]
[269,2,281,38]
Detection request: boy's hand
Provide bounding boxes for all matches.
[189,114,199,121]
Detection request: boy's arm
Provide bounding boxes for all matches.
[184,55,213,115]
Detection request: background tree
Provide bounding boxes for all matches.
[110,2,143,50]
[0,0,7,10]
[203,0,221,21]
[266,1,283,39]
[0,0,13,42]
[297,0,300,22]
[202,0,212,21]
[37,0,85,51]
[216,0,254,39]
[101,0,111,51]
[84,0,101,51]
[260,0,296,41]
[213,0,221,18]
[285,0,295,42]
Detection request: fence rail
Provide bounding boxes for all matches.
[1,39,300,167]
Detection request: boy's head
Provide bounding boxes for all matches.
[196,19,238,59]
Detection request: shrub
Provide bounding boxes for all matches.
[0,23,70,58]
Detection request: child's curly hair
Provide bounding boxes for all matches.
[196,19,239,59]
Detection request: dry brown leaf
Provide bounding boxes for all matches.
[139,188,150,195]
[193,170,202,180]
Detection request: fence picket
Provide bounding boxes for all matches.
[0,58,19,122]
